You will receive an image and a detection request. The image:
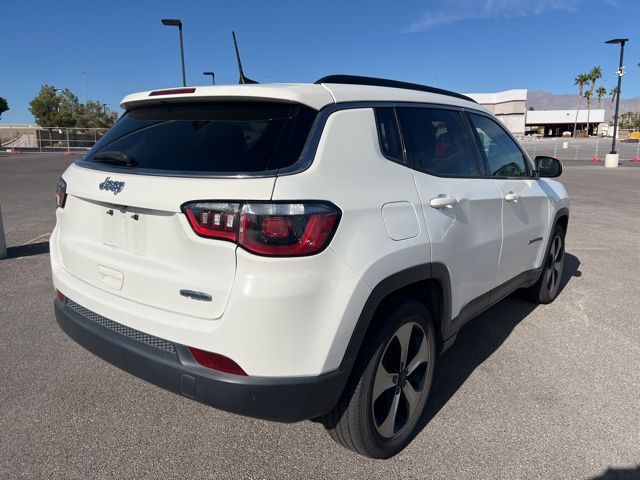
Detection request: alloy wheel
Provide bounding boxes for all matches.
[371,322,430,438]
[545,234,564,294]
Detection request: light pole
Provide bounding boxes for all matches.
[605,38,628,167]
[80,72,86,105]
[203,71,215,85]
[161,18,186,87]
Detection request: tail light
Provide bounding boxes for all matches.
[183,202,240,241]
[188,347,247,376]
[182,201,340,257]
[56,178,67,208]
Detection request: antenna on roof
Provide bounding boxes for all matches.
[232,31,258,84]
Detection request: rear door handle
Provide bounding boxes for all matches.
[430,196,458,209]
[504,192,518,203]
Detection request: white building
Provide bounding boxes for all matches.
[466,89,528,136]
[525,109,605,137]
[465,89,605,137]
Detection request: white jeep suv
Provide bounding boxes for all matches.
[51,75,569,458]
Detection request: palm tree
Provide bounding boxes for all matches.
[573,73,589,137]
[596,86,607,107]
[584,66,602,137]
[609,86,620,132]
[610,86,619,106]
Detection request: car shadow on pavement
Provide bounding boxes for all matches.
[587,465,640,480]
[6,241,50,259]
[415,252,581,434]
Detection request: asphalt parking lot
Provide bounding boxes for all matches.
[1,153,639,479]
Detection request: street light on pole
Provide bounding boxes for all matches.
[161,18,186,87]
[203,71,215,85]
[604,37,628,167]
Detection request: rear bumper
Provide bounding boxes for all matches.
[54,298,351,423]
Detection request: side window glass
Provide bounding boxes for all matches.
[396,108,479,177]
[374,108,403,162]
[469,113,529,177]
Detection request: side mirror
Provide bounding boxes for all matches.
[535,156,563,178]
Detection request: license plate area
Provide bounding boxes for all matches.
[103,207,146,255]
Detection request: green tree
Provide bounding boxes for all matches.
[596,86,607,107]
[572,73,589,137]
[28,85,79,127]
[619,112,639,130]
[75,101,116,129]
[0,97,8,119]
[584,66,602,137]
[610,86,619,106]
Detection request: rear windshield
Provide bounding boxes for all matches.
[80,101,317,174]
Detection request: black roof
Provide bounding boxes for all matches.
[315,74,477,104]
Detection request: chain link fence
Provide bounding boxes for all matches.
[1,125,109,152]
[519,136,640,163]
[3,124,640,163]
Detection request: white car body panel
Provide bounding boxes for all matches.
[51,82,570,382]
[491,178,550,285]
[120,84,335,111]
[412,172,502,318]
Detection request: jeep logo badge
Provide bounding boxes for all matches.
[99,177,125,195]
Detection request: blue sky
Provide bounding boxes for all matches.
[1,0,638,123]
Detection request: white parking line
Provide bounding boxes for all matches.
[20,232,51,246]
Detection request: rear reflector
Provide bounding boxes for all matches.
[188,347,247,376]
[182,202,341,257]
[149,88,196,96]
[56,290,65,302]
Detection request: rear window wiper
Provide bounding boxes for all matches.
[92,151,138,167]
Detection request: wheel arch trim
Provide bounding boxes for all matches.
[340,263,452,370]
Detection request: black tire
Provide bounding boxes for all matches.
[525,224,565,304]
[321,299,436,459]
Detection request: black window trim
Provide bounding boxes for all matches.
[373,107,405,166]
[374,104,485,179]
[463,109,536,180]
[73,100,520,180]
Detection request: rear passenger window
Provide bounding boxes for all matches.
[374,108,403,162]
[396,108,479,177]
[468,113,529,177]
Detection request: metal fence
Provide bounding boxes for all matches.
[0,126,109,152]
[2,124,640,163]
[519,136,640,163]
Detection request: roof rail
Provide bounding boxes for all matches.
[315,74,477,104]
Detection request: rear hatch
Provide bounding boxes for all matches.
[57,100,317,319]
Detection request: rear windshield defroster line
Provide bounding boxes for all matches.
[78,101,318,175]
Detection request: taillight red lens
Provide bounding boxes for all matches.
[182,202,340,257]
[56,178,67,208]
[239,204,339,256]
[261,216,292,240]
[188,347,247,376]
[183,202,240,241]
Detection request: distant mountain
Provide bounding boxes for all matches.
[527,91,640,121]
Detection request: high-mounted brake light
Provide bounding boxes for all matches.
[182,202,341,257]
[188,347,247,376]
[55,178,67,208]
[148,88,196,96]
